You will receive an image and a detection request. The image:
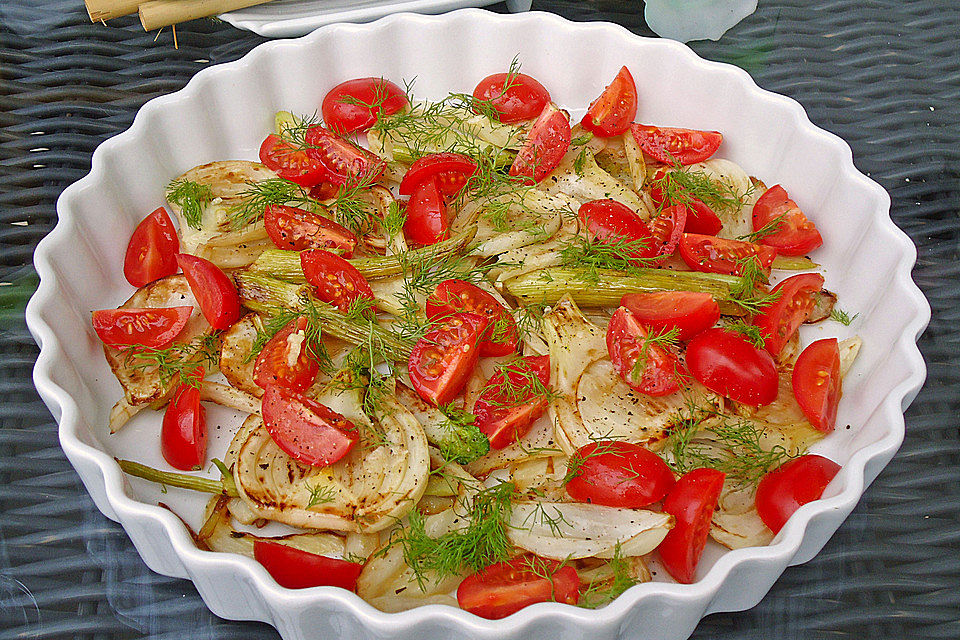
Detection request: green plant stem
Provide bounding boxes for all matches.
[117,459,238,497]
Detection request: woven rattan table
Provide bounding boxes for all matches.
[1,1,957,638]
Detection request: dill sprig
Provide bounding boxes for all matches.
[166,179,213,230]
[276,111,323,147]
[559,235,659,284]
[244,306,329,368]
[650,166,750,215]
[228,178,319,227]
[562,434,632,485]
[577,544,640,609]
[629,327,681,384]
[727,256,782,315]
[723,320,766,349]
[831,307,858,326]
[305,481,337,508]
[125,333,220,388]
[739,214,784,243]
[483,357,559,409]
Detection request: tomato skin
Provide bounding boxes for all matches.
[679,233,777,275]
[321,77,407,135]
[457,555,580,619]
[647,204,688,260]
[606,306,686,397]
[259,134,329,188]
[753,273,825,357]
[755,455,840,534]
[578,199,657,263]
[303,125,386,186]
[403,177,448,246]
[398,152,478,197]
[261,386,359,467]
[620,291,720,341]
[175,254,241,330]
[124,207,180,288]
[408,312,488,407]
[565,440,675,508]
[509,103,571,183]
[630,125,723,165]
[254,316,320,393]
[686,328,778,406]
[792,338,842,432]
[658,467,726,584]
[752,185,823,256]
[425,279,518,357]
[473,355,550,449]
[92,306,193,349]
[253,540,364,590]
[580,66,638,137]
[300,249,374,313]
[649,169,723,236]
[161,381,206,471]
[263,204,357,256]
[472,73,551,124]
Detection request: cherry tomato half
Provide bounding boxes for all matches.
[472,72,551,124]
[398,152,478,197]
[658,467,726,584]
[607,306,686,397]
[259,134,329,188]
[408,312,488,407]
[176,254,241,330]
[679,233,777,276]
[649,169,724,236]
[580,66,638,137]
[565,440,675,508]
[619,291,720,342]
[321,77,408,135]
[92,306,193,349]
[752,185,822,256]
[264,204,357,256]
[792,338,842,432]
[755,454,840,534]
[124,207,180,288]
[300,249,375,313]
[425,279,518,357]
[578,199,658,264]
[254,316,320,393]
[253,540,364,590]
[304,125,386,186]
[161,379,206,471]
[261,385,359,467]
[473,355,550,449]
[686,328,778,406]
[509,103,571,183]
[647,204,688,261]
[630,124,723,166]
[457,555,580,619]
[752,273,824,357]
[403,177,448,246]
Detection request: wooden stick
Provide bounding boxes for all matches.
[139,0,274,30]
[85,0,145,21]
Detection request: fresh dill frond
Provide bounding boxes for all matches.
[434,404,490,464]
[739,214,784,243]
[650,166,750,215]
[244,306,329,368]
[628,326,681,384]
[573,146,590,176]
[126,333,220,388]
[514,303,547,343]
[228,178,318,227]
[724,320,766,348]
[381,200,407,239]
[727,255,781,315]
[166,179,213,230]
[577,544,640,609]
[305,481,337,508]
[276,111,323,147]
[831,307,858,326]
[562,435,632,485]
[558,235,658,283]
[482,357,560,410]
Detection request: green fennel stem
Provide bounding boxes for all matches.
[117,459,239,497]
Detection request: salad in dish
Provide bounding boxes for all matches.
[93,64,861,618]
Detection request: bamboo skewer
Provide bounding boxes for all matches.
[139,0,275,30]
[85,0,144,21]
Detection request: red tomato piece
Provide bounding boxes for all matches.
[403,177,449,246]
[254,316,320,393]
[457,555,580,619]
[686,328,779,406]
[263,204,357,255]
[752,185,823,256]
[565,440,675,508]
[580,66,638,137]
[679,233,777,275]
[161,379,206,471]
[176,254,241,330]
[304,125,386,186]
[509,103,571,183]
[398,152,478,197]
[259,134,330,188]
[755,455,840,534]
[658,467,726,584]
[124,207,180,288]
[606,306,686,397]
[792,338,842,432]
[647,204,688,260]
[752,272,825,356]
[472,72,551,124]
[473,356,550,449]
[253,540,364,590]
[321,77,408,135]
[408,312,488,407]
[92,306,193,349]
[300,249,375,313]
[649,169,723,236]
[619,291,720,341]
[261,386,358,467]
[578,199,658,263]
[630,125,723,166]
[425,279,518,357]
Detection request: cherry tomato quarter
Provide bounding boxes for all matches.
[753,272,825,357]
[259,134,329,188]
[606,306,686,397]
[578,199,658,263]
[175,253,241,330]
[253,540,364,590]
[254,316,320,393]
[755,454,840,534]
[679,233,777,275]
[752,185,823,256]
[581,66,638,137]
[161,379,206,471]
[92,306,193,349]
[473,355,550,449]
[509,103,571,183]
[425,279,518,357]
[630,125,723,165]
[472,72,551,124]
[658,467,726,584]
[408,312,488,407]
[619,291,720,341]
[565,440,675,508]
[686,327,778,406]
[300,249,375,313]
[398,152,478,197]
[792,338,842,432]
[304,125,386,186]
[261,386,359,467]
[321,77,407,135]
[649,169,723,236]
[124,207,180,288]
[457,555,580,619]
[647,204,688,261]
[263,204,357,255]
[402,177,449,246]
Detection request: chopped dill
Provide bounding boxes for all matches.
[831,307,858,326]
[723,320,766,349]
[739,214,784,243]
[727,255,781,315]
[126,333,220,388]
[482,357,559,409]
[559,235,658,284]
[577,544,640,609]
[228,178,318,227]
[305,481,337,508]
[166,179,213,230]
[629,326,681,384]
[650,166,750,215]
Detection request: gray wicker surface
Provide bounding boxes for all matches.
[1,0,958,638]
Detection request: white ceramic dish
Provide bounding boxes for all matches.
[28,9,929,640]
[221,0,532,37]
